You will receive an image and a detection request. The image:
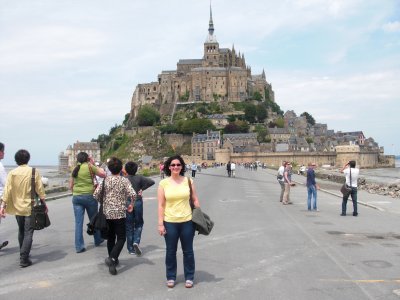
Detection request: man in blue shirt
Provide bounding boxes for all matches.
[306,163,319,211]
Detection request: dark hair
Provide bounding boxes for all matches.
[108,157,123,175]
[0,142,4,152]
[349,160,356,168]
[14,149,30,165]
[71,152,89,178]
[163,155,186,177]
[125,161,138,176]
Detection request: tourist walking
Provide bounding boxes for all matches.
[158,155,200,288]
[0,149,47,267]
[282,162,294,205]
[191,162,197,178]
[277,161,285,202]
[306,163,319,211]
[124,161,155,256]
[94,157,136,275]
[70,152,106,253]
[0,143,9,250]
[226,161,231,177]
[340,160,359,216]
[230,161,236,178]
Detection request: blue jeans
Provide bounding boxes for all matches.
[126,198,143,252]
[307,185,317,210]
[72,194,103,252]
[163,220,195,281]
[342,187,358,215]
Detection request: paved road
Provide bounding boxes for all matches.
[1,167,400,299]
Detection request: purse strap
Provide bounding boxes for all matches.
[187,177,195,210]
[88,164,98,187]
[31,168,37,209]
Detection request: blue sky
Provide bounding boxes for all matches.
[1,0,399,165]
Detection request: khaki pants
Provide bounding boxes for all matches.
[283,183,291,204]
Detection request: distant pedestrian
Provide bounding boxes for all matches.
[306,163,319,211]
[159,162,165,179]
[0,149,47,267]
[226,161,231,177]
[282,162,294,205]
[158,155,201,288]
[70,152,106,253]
[340,160,359,216]
[93,157,136,275]
[277,161,285,202]
[230,161,236,177]
[0,142,9,250]
[191,162,197,178]
[124,161,155,256]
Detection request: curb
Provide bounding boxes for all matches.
[46,193,72,201]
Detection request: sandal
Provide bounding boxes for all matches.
[166,280,175,288]
[0,241,8,250]
[185,280,194,288]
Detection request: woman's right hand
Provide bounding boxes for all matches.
[158,224,166,236]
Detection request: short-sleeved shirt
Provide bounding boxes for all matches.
[306,168,316,187]
[72,163,97,195]
[344,167,359,188]
[159,177,192,223]
[284,167,292,183]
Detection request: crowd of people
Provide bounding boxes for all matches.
[0,140,359,287]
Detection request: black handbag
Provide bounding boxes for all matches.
[87,180,109,239]
[340,168,352,198]
[30,168,51,230]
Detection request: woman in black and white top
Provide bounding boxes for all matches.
[340,160,360,216]
[93,157,136,275]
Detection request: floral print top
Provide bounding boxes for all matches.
[93,176,136,219]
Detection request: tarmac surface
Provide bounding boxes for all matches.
[1,166,400,299]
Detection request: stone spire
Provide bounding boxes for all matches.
[208,2,214,36]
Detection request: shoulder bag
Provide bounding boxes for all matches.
[187,177,214,235]
[30,168,51,230]
[340,168,352,198]
[87,180,109,239]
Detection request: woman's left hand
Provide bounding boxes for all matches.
[127,204,134,213]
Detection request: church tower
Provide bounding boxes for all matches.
[203,4,220,67]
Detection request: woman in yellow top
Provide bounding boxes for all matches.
[158,155,200,289]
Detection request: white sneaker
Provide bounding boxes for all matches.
[133,243,142,257]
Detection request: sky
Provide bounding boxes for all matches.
[1,0,399,165]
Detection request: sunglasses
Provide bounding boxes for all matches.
[170,163,182,167]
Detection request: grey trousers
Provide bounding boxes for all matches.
[279,180,285,202]
[15,216,34,261]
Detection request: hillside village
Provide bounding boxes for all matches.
[59,5,394,170]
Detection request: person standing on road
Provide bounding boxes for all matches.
[277,161,286,202]
[282,162,294,205]
[0,142,9,250]
[94,157,136,275]
[70,152,106,253]
[158,155,200,289]
[124,161,155,256]
[226,161,231,177]
[306,163,319,211]
[0,149,47,267]
[191,162,197,178]
[230,161,236,178]
[340,160,359,216]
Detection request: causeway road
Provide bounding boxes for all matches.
[1,166,400,299]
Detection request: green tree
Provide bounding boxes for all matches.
[253,91,263,101]
[179,118,215,134]
[137,105,161,126]
[122,113,130,126]
[256,104,267,122]
[254,125,268,143]
[301,112,316,126]
[306,137,314,144]
[268,117,285,128]
[244,104,257,123]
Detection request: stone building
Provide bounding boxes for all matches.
[128,5,274,123]
[191,130,221,160]
[61,141,101,170]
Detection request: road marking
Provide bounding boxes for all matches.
[321,279,400,283]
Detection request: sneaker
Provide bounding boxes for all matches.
[76,248,86,253]
[353,212,358,217]
[166,280,175,288]
[20,258,33,268]
[128,250,136,255]
[133,243,142,257]
[0,241,8,250]
[105,257,117,275]
[340,213,346,216]
[185,280,194,288]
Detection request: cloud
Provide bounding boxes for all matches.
[382,21,400,32]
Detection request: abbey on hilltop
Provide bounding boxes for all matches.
[128,5,274,122]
